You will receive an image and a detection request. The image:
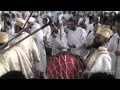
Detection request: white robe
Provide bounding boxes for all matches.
[86,47,111,75]
[36,15,43,26]
[85,17,89,29]
[11,32,40,67]
[42,25,51,42]
[30,24,47,73]
[67,27,87,56]
[86,23,94,34]
[48,28,68,56]
[108,33,120,79]
[86,28,95,46]
[0,46,33,79]
[0,62,9,77]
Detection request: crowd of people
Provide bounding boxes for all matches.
[0,11,120,79]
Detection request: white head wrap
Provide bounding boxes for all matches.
[28,17,36,23]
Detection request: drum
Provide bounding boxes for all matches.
[47,51,85,79]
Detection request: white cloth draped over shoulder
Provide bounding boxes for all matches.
[10,32,40,66]
[85,46,111,74]
[0,46,33,79]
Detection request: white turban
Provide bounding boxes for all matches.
[28,17,36,23]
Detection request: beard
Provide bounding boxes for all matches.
[92,40,104,49]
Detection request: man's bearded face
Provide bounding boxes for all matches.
[92,34,106,48]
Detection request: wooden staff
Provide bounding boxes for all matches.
[0,18,51,54]
[0,11,33,50]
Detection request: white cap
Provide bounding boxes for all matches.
[28,17,36,23]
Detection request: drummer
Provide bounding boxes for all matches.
[47,23,68,56]
[67,18,87,57]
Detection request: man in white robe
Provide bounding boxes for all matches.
[10,18,40,77]
[85,26,112,78]
[0,32,33,79]
[47,23,68,56]
[67,19,88,57]
[1,13,15,41]
[27,17,47,79]
[108,18,120,79]
[42,18,51,42]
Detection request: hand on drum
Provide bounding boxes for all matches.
[68,44,76,48]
